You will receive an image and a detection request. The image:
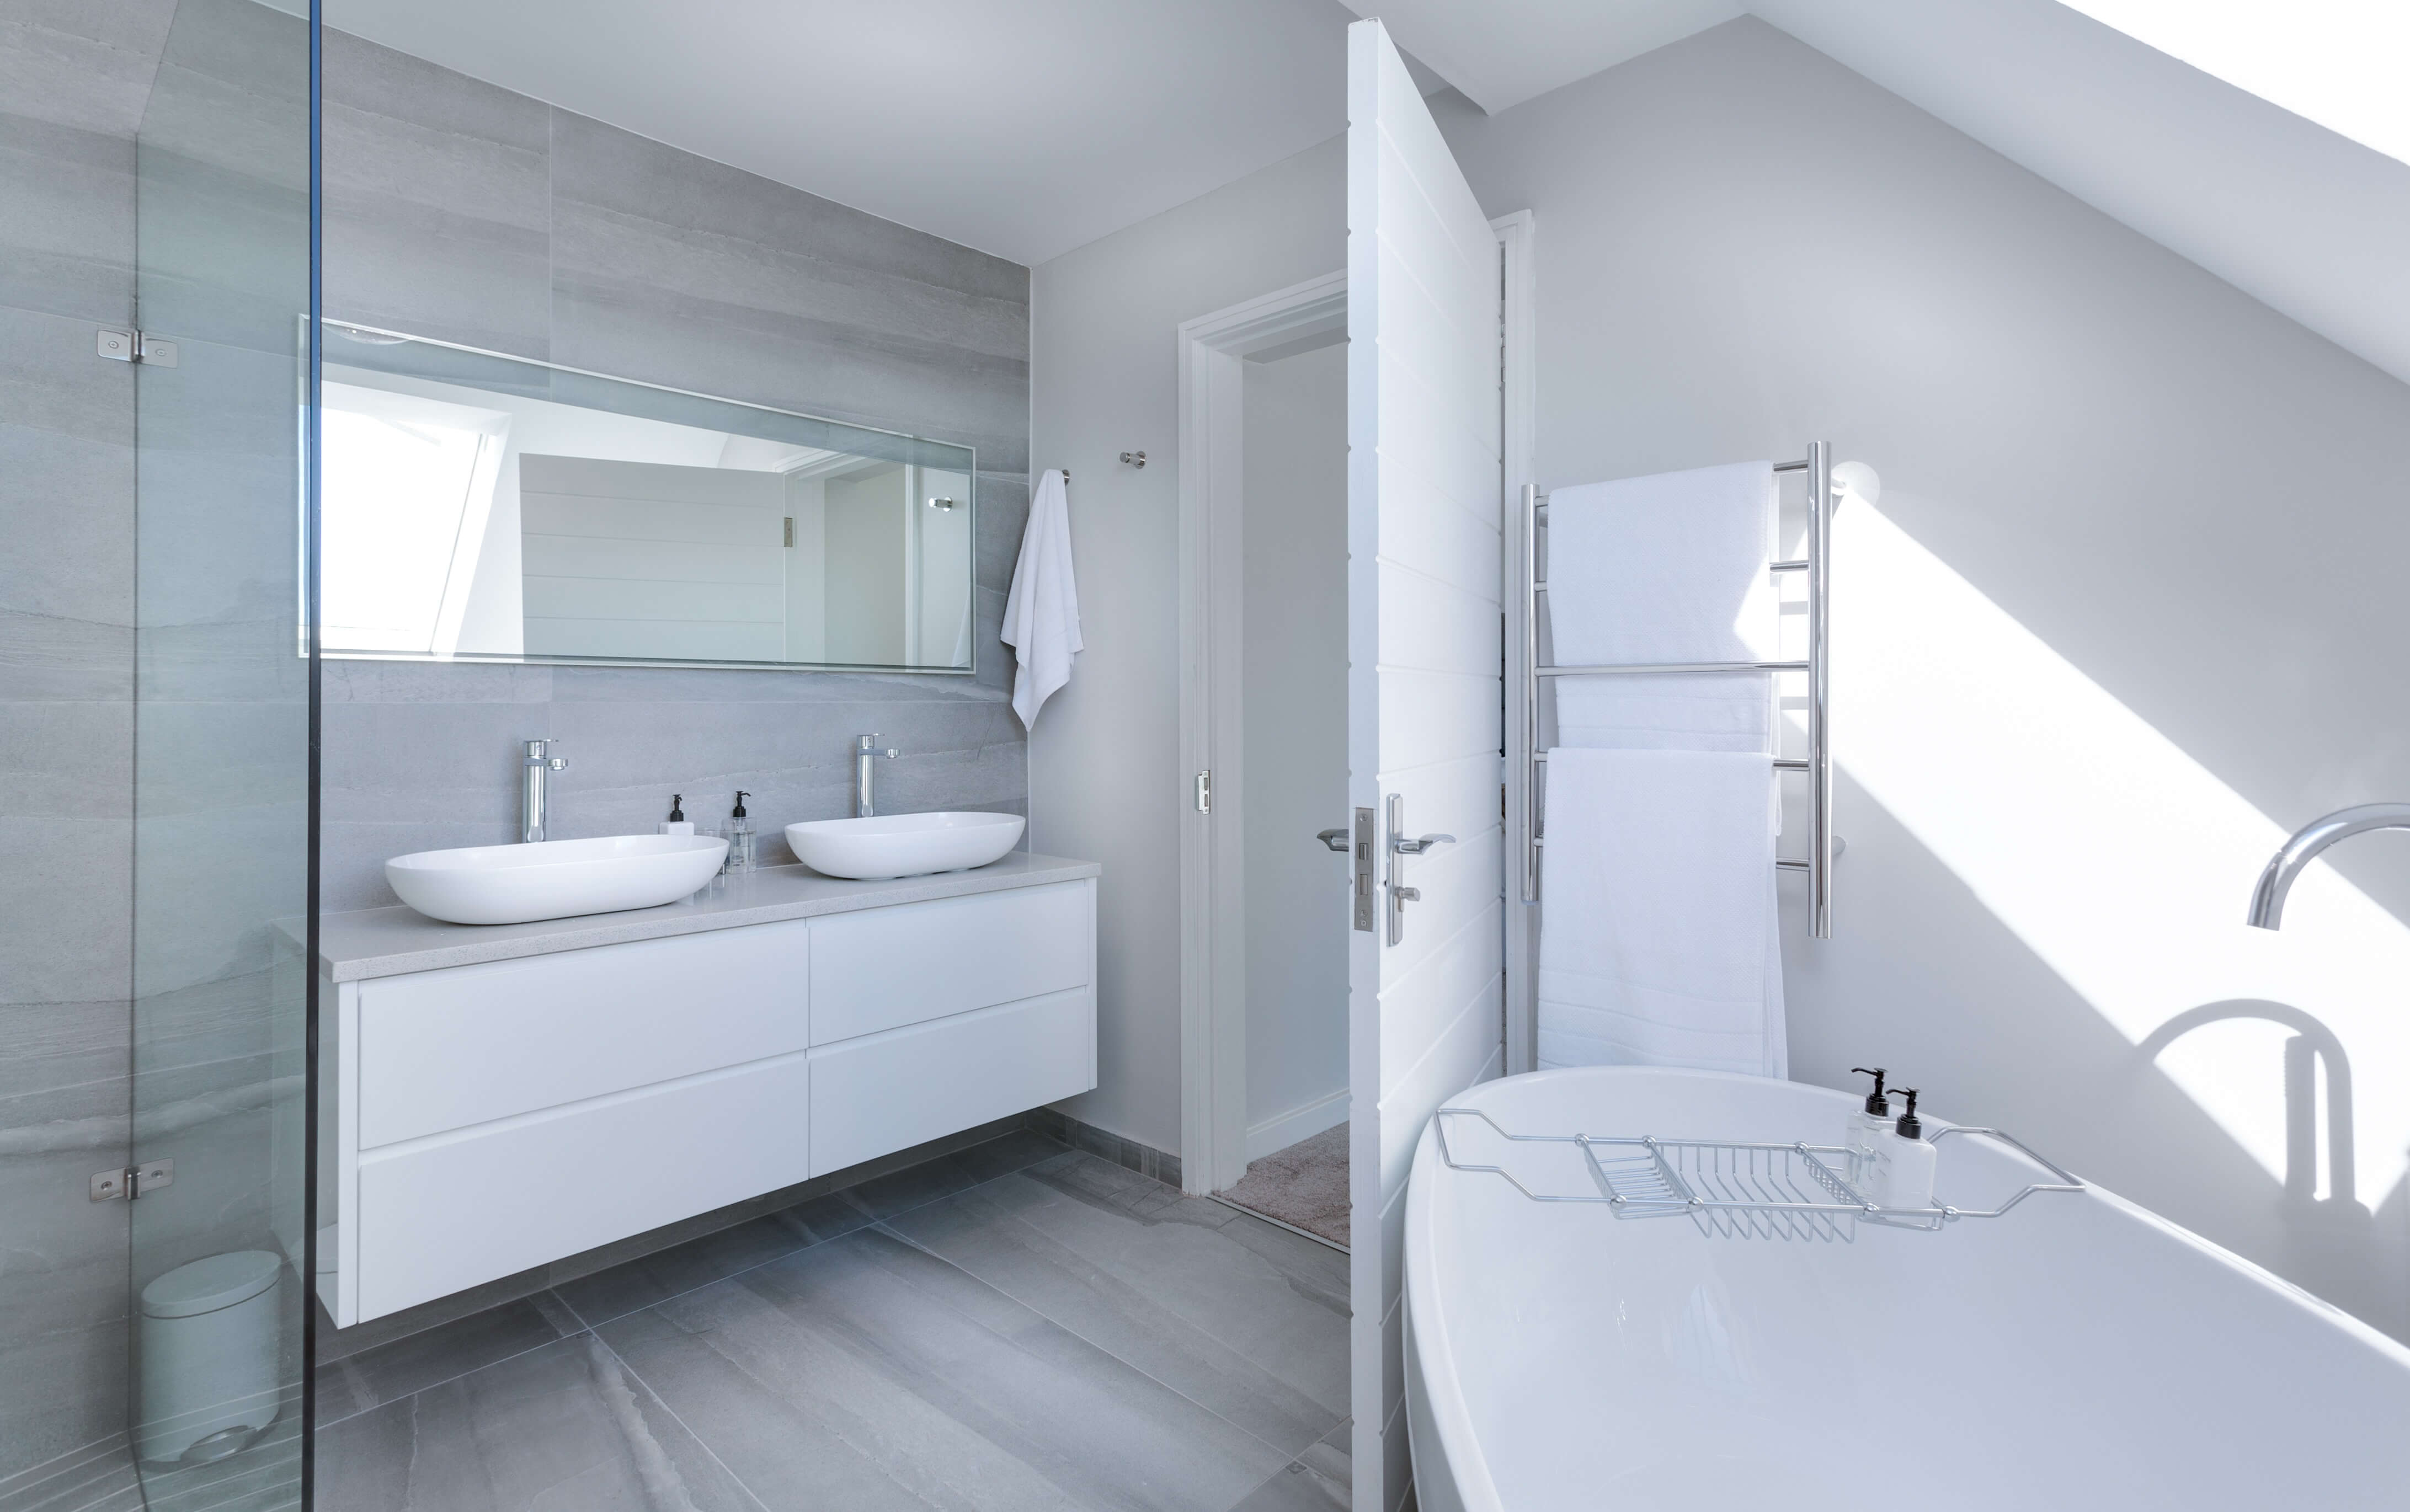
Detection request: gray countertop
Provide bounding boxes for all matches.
[289,853,1101,982]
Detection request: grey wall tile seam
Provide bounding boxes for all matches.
[544,121,1027,306]
[548,264,1030,387]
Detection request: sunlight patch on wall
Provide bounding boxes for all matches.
[2062,0,2410,167]
[1831,498,2410,1201]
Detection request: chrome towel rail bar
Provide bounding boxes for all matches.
[1522,442,1836,937]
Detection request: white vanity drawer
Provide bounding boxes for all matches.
[808,986,1096,1176]
[808,879,1092,1043]
[355,1051,813,1321]
[356,920,809,1148]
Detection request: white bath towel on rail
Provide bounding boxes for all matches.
[1547,460,1777,751]
[1538,747,1785,1077]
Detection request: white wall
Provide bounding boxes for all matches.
[1437,17,2410,1337]
[1242,339,1351,1148]
[1029,138,1346,1155]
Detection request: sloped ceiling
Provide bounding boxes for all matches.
[1369,0,2410,387]
[1329,0,1743,114]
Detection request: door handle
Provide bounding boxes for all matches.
[1316,828,1350,853]
[1384,795,1455,946]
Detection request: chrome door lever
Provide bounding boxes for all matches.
[1384,795,1455,945]
[1316,828,1350,853]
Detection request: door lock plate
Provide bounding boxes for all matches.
[1351,808,1376,932]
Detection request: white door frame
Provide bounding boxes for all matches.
[1176,270,1350,1196]
[1174,220,1533,1194]
[1496,209,1539,1076]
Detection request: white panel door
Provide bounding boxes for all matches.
[1346,19,1506,1512]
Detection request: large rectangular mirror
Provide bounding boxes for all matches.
[318,322,976,672]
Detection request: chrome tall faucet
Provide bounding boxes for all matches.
[2246,803,2410,928]
[521,738,566,843]
[855,734,898,818]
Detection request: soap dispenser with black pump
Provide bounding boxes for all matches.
[658,794,693,836]
[1869,1087,1938,1211]
[725,790,755,874]
[1846,1067,1892,1187]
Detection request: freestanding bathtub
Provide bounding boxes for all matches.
[1404,1066,2410,1511]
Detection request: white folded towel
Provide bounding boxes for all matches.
[1002,469,1082,730]
[1538,747,1785,1077]
[1546,460,1777,752]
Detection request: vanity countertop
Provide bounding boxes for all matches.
[291,852,1100,982]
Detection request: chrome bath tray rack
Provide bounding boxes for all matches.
[1433,1107,2082,1243]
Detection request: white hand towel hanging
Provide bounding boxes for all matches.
[1003,468,1083,730]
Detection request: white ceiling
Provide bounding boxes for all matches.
[313,0,2410,387]
[1742,0,2410,387]
[318,0,1367,266]
[1331,0,1742,114]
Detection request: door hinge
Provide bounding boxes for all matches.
[1194,770,1212,814]
[97,329,178,366]
[90,1158,174,1202]
[783,516,796,547]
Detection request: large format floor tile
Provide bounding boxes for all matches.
[884,1160,1346,1457]
[315,1333,758,1512]
[311,1131,1352,1512]
[602,1227,1291,1512]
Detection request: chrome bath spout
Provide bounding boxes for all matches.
[2246,803,2410,928]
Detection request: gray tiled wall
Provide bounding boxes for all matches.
[0,0,175,1483]
[319,30,1034,911]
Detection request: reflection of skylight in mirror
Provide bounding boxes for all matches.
[321,385,503,654]
[1827,499,2410,1205]
[2062,1,2410,165]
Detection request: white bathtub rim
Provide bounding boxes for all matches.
[1401,1064,2410,1512]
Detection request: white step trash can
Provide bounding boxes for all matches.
[137,1250,284,1465]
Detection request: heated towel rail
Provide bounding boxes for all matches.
[1522,443,1835,937]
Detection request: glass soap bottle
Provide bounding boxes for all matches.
[724,790,756,874]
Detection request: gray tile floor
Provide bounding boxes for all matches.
[314,1130,1351,1511]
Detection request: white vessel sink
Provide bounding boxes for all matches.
[386,834,729,926]
[786,811,1025,880]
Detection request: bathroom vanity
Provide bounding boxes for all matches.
[302,854,1097,1327]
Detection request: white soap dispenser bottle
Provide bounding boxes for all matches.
[1873,1087,1939,1211]
[657,794,694,836]
[1845,1066,1892,1188]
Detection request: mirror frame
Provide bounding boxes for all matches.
[308,319,979,677]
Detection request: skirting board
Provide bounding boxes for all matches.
[1026,1105,1182,1188]
[1246,1088,1350,1163]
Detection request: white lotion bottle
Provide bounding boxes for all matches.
[1874,1088,1938,1210]
[657,794,694,836]
[1845,1067,1893,1188]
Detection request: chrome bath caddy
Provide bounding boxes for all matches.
[1433,1108,2082,1243]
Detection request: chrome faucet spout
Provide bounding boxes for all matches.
[2246,802,2410,928]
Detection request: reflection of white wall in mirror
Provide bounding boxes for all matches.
[915,468,973,667]
[320,360,974,669]
[784,472,828,662]
[321,381,510,655]
[520,456,788,661]
[823,464,910,665]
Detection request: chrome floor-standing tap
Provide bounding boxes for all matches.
[2246,803,2410,927]
[855,734,897,818]
[521,738,566,842]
